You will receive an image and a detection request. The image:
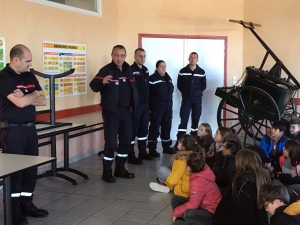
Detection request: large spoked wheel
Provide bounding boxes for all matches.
[217,86,280,146]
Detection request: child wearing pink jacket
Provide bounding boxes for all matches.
[171,152,222,224]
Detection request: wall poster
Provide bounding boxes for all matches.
[0,37,6,71]
[43,41,87,97]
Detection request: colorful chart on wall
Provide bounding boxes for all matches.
[42,41,87,97]
[0,37,6,71]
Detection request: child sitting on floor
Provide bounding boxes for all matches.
[259,180,300,225]
[172,152,222,225]
[196,123,214,154]
[277,140,300,199]
[207,127,234,176]
[150,134,202,197]
[260,121,290,171]
[215,139,242,191]
[214,149,271,225]
[288,118,300,141]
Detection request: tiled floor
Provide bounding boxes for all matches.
[0,147,175,225]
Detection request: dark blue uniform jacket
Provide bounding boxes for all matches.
[131,62,149,104]
[89,61,139,115]
[177,64,206,103]
[149,71,173,111]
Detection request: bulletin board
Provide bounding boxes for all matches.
[0,37,6,71]
[43,41,87,97]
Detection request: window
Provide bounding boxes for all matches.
[26,0,102,17]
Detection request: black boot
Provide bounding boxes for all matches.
[102,159,116,183]
[149,149,160,157]
[138,141,155,160]
[172,140,179,152]
[20,202,48,218]
[139,153,155,160]
[102,167,116,183]
[12,204,28,225]
[163,146,177,154]
[128,151,143,165]
[114,164,135,178]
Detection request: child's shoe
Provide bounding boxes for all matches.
[149,182,170,193]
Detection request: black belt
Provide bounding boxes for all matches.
[9,123,35,127]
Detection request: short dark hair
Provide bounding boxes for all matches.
[187,152,206,173]
[271,121,286,132]
[10,44,26,61]
[290,118,300,127]
[112,45,126,54]
[155,60,165,68]
[189,52,198,58]
[259,180,290,204]
[224,140,242,155]
[134,48,145,54]
[284,140,300,166]
[246,145,269,164]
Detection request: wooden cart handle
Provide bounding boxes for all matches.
[229,19,261,27]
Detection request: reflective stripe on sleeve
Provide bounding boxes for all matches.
[193,74,206,77]
[179,73,192,76]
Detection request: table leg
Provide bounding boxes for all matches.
[50,136,57,176]
[3,176,12,225]
[56,133,89,180]
[38,135,77,185]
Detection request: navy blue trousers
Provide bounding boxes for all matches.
[0,126,38,205]
[147,109,172,150]
[131,103,149,154]
[102,106,132,166]
[176,96,202,141]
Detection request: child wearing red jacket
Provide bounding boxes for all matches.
[171,152,222,224]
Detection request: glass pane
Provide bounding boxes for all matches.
[47,0,97,12]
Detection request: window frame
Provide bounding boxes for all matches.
[26,0,102,17]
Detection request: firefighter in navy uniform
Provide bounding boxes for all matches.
[147,60,174,156]
[90,45,138,183]
[172,52,206,152]
[0,44,48,225]
[127,48,155,165]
